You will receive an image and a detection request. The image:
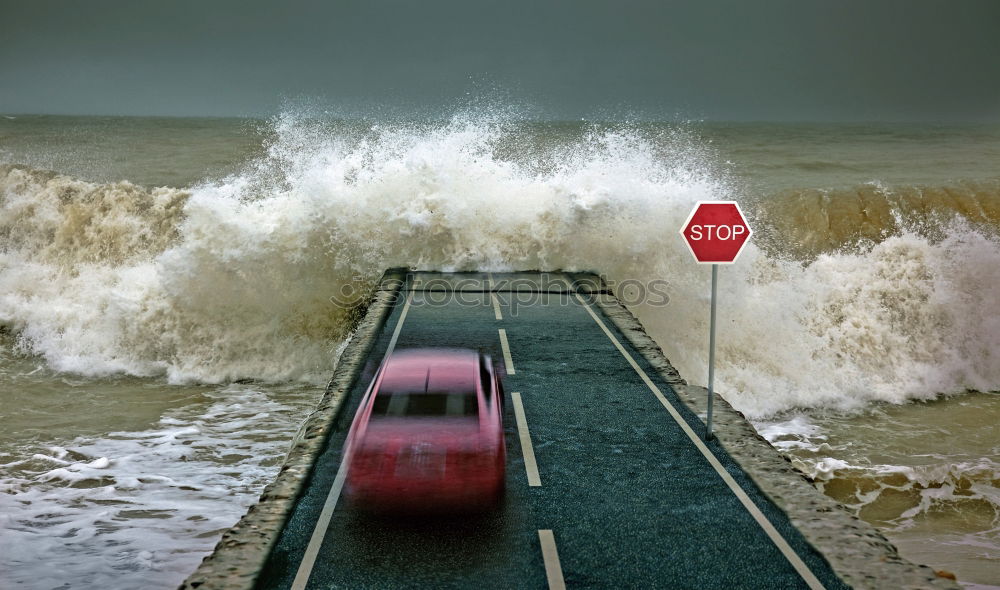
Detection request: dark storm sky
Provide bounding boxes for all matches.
[2,0,999,121]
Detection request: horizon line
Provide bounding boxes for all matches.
[3,112,998,126]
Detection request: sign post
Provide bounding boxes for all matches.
[679,201,752,440]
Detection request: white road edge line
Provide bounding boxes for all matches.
[538,529,566,590]
[290,289,416,590]
[512,392,541,486]
[498,328,516,375]
[570,289,826,590]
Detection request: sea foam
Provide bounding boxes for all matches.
[2,114,1000,418]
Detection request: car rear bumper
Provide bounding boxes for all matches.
[345,472,504,512]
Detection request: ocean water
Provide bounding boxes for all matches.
[1,113,998,588]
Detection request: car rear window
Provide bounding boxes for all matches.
[372,392,478,418]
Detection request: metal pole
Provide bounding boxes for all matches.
[706,263,718,441]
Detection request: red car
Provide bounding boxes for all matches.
[343,348,506,512]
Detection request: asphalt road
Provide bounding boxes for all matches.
[256,272,848,590]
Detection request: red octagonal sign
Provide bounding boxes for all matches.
[680,201,753,264]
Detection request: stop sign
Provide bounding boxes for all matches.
[680,201,753,264]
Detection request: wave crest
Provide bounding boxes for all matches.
[0,164,189,265]
[0,118,722,384]
[2,116,999,417]
[756,180,1000,258]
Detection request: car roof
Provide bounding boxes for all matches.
[379,348,480,395]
